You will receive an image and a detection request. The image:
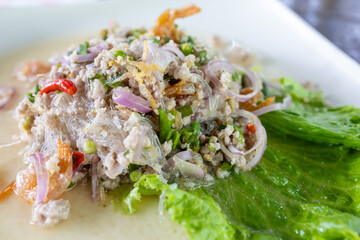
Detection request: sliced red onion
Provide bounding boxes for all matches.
[231,109,267,170]
[48,52,66,65]
[244,126,267,171]
[0,86,15,110]
[173,156,205,179]
[228,145,244,156]
[205,60,259,102]
[224,68,259,102]
[162,44,185,61]
[76,52,99,63]
[113,91,152,113]
[162,150,193,172]
[252,95,292,116]
[145,41,176,70]
[205,60,235,89]
[220,142,240,161]
[31,152,48,205]
[132,126,149,165]
[76,42,110,63]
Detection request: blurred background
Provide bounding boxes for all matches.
[0,0,359,63]
[280,0,360,63]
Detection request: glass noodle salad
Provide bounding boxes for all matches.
[2,4,360,240]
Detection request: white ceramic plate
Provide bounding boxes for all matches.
[0,0,359,239]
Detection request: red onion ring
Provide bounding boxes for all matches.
[205,60,259,102]
[30,152,48,205]
[205,60,235,88]
[0,86,15,110]
[163,151,193,172]
[132,126,149,165]
[230,109,267,170]
[252,95,292,116]
[162,44,185,61]
[76,42,110,63]
[113,91,152,113]
[228,145,244,156]
[220,142,241,161]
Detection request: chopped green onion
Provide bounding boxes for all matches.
[124,149,130,156]
[198,50,207,64]
[150,38,161,45]
[130,171,142,182]
[34,84,40,95]
[128,163,142,171]
[208,137,215,151]
[163,36,170,43]
[221,161,233,172]
[56,62,61,68]
[67,51,73,56]
[27,93,35,103]
[174,24,178,28]
[130,29,146,39]
[77,42,90,55]
[232,72,240,82]
[84,140,97,154]
[180,42,193,56]
[177,105,193,118]
[144,146,151,150]
[114,50,127,58]
[128,56,134,61]
[218,123,227,130]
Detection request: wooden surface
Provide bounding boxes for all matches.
[280,0,360,63]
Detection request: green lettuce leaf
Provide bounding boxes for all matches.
[260,105,360,149]
[118,174,235,240]
[206,132,360,239]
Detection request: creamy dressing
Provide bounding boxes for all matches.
[0,37,187,240]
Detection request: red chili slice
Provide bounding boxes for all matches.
[71,152,85,170]
[246,123,256,134]
[40,78,77,96]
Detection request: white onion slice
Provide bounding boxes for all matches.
[252,95,292,116]
[163,151,193,172]
[228,145,244,156]
[30,152,48,205]
[0,86,15,110]
[220,142,240,160]
[113,91,152,113]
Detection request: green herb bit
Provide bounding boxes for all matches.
[114,50,127,58]
[67,181,76,189]
[67,51,73,56]
[56,62,61,68]
[198,50,207,64]
[150,37,161,45]
[130,29,146,39]
[177,105,193,118]
[77,42,90,55]
[220,161,233,172]
[174,24,178,28]
[163,36,170,43]
[180,42,193,56]
[128,163,142,171]
[34,84,40,95]
[128,56,134,61]
[208,137,215,151]
[124,149,130,156]
[27,93,35,103]
[130,171,142,182]
[232,70,244,82]
[144,146,151,150]
[84,140,97,154]
[218,123,227,131]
